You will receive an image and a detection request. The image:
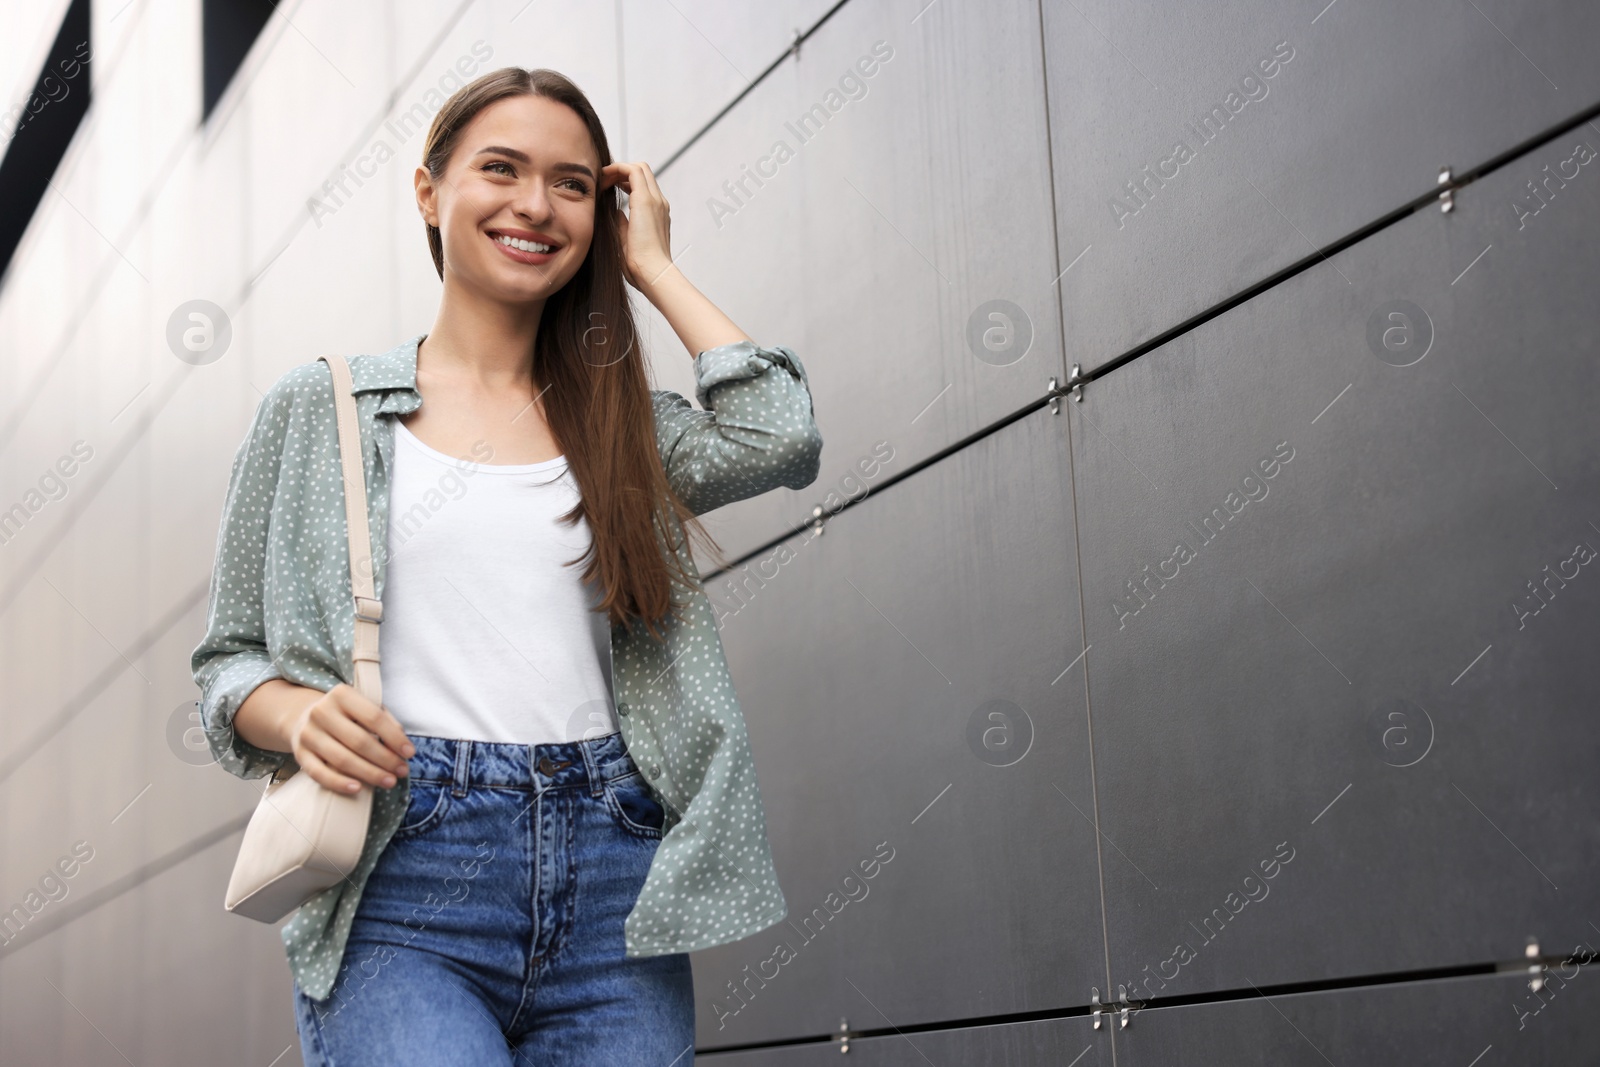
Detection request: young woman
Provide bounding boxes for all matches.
[191,67,822,1064]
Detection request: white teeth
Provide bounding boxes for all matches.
[495,234,554,253]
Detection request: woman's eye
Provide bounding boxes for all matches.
[483,164,585,194]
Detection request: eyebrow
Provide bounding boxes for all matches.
[474,146,595,181]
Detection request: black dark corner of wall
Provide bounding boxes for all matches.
[201,0,279,123]
[0,0,92,293]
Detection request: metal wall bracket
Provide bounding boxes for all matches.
[1049,364,1086,414]
[836,1016,852,1053]
[1438,166,1455,213]
[809,503,828,536]
[1091,985,1142,1028]
[1116,984,1142,1028]
[1528,937,1544,992]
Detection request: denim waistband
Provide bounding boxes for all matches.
[402,731,634,797]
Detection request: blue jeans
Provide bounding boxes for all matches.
[291,731,695,1065]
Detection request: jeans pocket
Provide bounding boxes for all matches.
[393,779,452,839]
[602,771,666,840]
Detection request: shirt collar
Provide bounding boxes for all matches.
[351,332,426,415]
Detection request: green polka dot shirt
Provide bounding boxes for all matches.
[190,333,822,1002]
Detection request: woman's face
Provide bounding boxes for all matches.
[419,93,601,304]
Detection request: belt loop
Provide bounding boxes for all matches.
[452,739,471,797]
[582,739,604,798]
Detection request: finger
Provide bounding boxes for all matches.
[302,723,400,790]
[322,706,410,784]
[634,164,668,215]
[294,741,364,795]
[599,162,632,191]
[333,684,415,760]
[616,160,663,208]
[635,161,665,203]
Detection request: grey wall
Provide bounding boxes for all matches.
[0,0,1595,1064]
[682,0,1600,1062]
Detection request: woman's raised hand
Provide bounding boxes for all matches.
[602,160,675,291]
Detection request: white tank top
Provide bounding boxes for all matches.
[377,417,618,744]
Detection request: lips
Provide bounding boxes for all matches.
[486,229,559,264]
[487,228,560,250]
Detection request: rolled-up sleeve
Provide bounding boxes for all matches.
[652,341,823,517]
[190,382,295,781]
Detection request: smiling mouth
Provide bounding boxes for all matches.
[487,230,559,255]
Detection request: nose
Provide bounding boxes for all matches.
[512,183,556,226]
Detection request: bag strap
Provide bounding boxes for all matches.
[318,354,383,707]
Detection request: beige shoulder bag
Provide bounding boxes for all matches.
[224,353,384,923]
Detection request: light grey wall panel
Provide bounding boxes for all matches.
[0,829,302,1067]
[699,1016,1109,1065]
[0,431,298,970]
[622,0,840,166]
[1070,144,1600,999]
[644,0,1065,566]
[1117,970,1600,1065]
[1044,0,1600,370]
[690,409,1102,1050]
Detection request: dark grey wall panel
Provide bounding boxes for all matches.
[700,1017,1109,1065]
[1117,970,1600,1065]
[1071,144,1600,999]
[647,0,1066,565]
[691,409,1102,1050]
[1044,0,1600,370]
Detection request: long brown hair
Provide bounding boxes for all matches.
[420,67,726,642]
